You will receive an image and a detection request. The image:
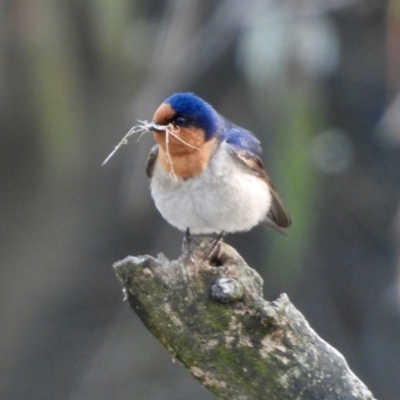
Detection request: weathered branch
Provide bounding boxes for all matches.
[113,238,376,400]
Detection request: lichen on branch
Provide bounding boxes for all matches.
[113,238,376,400]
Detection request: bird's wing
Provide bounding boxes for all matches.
[226,143,292,234]
[146,145,159,178]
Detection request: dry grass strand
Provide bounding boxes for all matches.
[102,120,201,182]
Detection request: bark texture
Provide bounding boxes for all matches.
[113,238,376,400]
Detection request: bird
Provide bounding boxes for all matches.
[146,92,291,248]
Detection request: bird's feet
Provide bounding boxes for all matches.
[182,229,225,265]
[182,228,199,260]
[207,231,225,266]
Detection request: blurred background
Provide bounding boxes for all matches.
[1,0,400,399]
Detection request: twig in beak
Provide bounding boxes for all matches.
[101,120,158,166]
[102,120,201,183]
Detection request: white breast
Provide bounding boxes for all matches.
[150,142,272,234]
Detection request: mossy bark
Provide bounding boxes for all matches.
[113,238,376,400]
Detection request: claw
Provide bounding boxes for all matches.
[183,230,225,265]
[182,228,199,262]
[206,231,225,265]
[182,228,191,254]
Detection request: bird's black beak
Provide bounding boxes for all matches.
[148,122,164,132]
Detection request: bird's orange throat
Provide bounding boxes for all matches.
[154,129,217,179]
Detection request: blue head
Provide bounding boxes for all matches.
[153,93,218,141]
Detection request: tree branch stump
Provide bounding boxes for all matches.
[113,238,376,400]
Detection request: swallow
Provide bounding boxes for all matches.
[146,92,291,246]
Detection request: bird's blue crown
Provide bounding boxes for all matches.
[165,93,218,141]
[166,92,262,156]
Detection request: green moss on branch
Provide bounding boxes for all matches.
[113,238,376,400]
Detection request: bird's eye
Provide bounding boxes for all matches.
[174,116,186,126]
